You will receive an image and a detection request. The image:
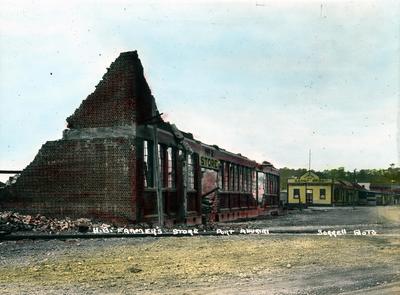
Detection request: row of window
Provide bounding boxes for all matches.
[293,188,326,199]
[143,140,278,195]
[143,140,195,190]
[218,162,254,193]
[263,174,279,195]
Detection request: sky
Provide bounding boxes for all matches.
[0,0,399,182]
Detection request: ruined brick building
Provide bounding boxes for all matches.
[1,51,279,225]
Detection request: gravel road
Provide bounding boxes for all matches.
[1,206,399,294]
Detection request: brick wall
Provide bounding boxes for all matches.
[0,51,157,224]
[1,138,137,224]
[67,51,155,128]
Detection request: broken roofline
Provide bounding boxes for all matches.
[65,50,277,171]
[156,120,269,169]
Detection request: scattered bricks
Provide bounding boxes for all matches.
[75,218,91,233]
[23,215,33,224]
[0,211,94,233]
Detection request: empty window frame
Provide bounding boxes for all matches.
[239,166,243,191]
[264,174,269,194]
[187,154,195,190]
[143,140,154,188]
[248,168,252,192]
[244,167,248,192]
[271,175,275,194]
[270,175,274,194]
[242,168,246,192]
[229,163,235,191]
[249,169,252,192]
[252,170,256,195]
[235,165,239,191]
[243,167,247,192]
[271,175,274,194]
[167,147,176,189]
[158,144,165,187]
[218,161,223,190]
[223,162,229,190]
[244,167,247,192]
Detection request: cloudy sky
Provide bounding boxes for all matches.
[0,0,399,182]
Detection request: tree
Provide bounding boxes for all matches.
[279,166,400,189]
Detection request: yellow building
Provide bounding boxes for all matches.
[287,172,359,207]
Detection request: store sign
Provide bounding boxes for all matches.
[200,155,220,170]
[299,171,320,182]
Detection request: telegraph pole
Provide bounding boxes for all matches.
[304,149,311,208]
[149,106,164,227]
[353,169,357,209]
[153,124,164,226]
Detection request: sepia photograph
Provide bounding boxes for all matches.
[0,0,399,294]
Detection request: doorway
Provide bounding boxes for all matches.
[306,189,313,204]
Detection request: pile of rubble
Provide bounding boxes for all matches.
[0,211,217,235]
[0,211,93,234]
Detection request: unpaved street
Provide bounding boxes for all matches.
[1,206,399,294]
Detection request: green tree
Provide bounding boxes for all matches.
[279,165,400,189]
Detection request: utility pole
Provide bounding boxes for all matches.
[153,125,164,226]
[304,149,311,208]
[151,108,164,226]
[353,169,357,209]
[183,151,188,219]
[256,171,259,205]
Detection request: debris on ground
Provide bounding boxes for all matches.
[0,211,215,234]
[0,211,94,233]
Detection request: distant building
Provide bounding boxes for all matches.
[359,183,400,206]
[287,172,359,207]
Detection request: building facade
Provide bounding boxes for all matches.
[358,183,400,205]
[0,51,280,225]
[287,172,359,207]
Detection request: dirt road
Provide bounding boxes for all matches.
[1,206,399,294]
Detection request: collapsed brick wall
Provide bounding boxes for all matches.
[0,51,158,224]
[67,51,155,128]
[1,138,136,224]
